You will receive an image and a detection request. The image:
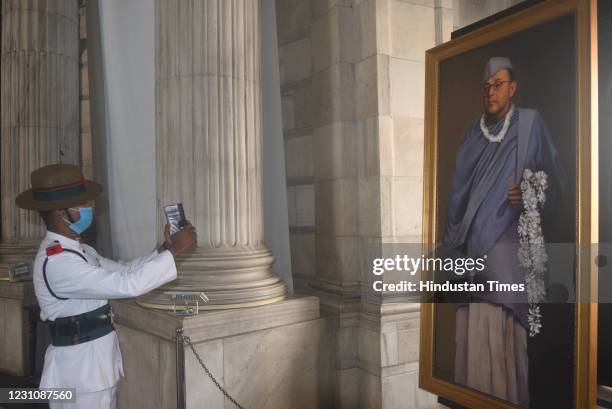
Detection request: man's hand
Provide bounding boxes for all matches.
[507,183,522,209]
[168,221,197,256]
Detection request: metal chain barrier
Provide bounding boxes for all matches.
[183,335,246,409]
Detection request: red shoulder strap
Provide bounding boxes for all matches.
[46,243,64,256]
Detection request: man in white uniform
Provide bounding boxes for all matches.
[15,164,197,409]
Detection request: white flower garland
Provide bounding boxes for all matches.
[480,103,515,143]
[517,168,548,337]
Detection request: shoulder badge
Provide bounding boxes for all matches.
[46,243,64,256]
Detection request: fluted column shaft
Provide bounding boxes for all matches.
[0,0,80,275]
[141,0,286,308]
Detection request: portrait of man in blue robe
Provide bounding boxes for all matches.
[442,57,565,407]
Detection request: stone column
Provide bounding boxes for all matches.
[0,0,79,376]
[0,0,80,274]
[139,0,286,308]
[113,3,327,407]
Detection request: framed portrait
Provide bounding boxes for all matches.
[419,1,599,408]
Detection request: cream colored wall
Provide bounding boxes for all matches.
[276,0,447,407]
[276,1,362,406]
[79,0,93,180]
[275,0,521,408]
[355,1,450,407]
[262,0,295,291]
[453,0,523,31]
[276,0,316,294]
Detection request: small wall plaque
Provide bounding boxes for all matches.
[164,291,209,315]
[9,262,33,282]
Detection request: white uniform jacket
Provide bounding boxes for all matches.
[33,231,177,393]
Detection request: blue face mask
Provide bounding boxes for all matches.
[65,207,94,235]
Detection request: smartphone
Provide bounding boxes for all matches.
[164,203,186,235]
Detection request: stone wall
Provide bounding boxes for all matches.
[452,0,523,31]
[0,0,80,377]
[114,296,333,409]
[275,0,521,408]
[275,1,446,407]
[276,0,362,406]
[353,1,450,407]
[277,0,316,294]
[79,0,93,180]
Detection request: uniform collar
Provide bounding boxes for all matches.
[45,231,83,251]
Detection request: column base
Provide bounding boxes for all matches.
[136,294,286,311]
[137,248,288,310]
[112,295,333,409]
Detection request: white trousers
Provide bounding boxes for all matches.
[454,303,529,407]
[49,386,117,409]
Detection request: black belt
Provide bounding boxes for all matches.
[48,304,115,347]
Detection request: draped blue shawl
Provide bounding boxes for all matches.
[443,108,565,257]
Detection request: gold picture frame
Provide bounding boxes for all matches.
[419,1,599,408]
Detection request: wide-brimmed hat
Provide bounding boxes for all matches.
[15,164,102,211]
